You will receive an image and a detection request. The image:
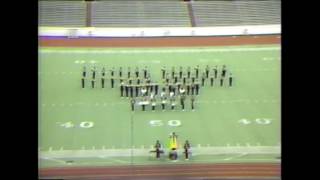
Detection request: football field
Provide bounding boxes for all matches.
[39,45,281,167]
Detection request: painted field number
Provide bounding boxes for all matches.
[149,120,181,127]
[238,118,272,125]
[58,121,94,128]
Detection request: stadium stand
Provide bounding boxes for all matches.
[91,0,190,27]
[191,0,280,26]
[39,1,87,27]
[38,0,280,27]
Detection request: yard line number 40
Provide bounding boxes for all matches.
[238,118,272,125]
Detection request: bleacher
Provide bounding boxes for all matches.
[38,0,280,28]
[191,0,280,26]
[39,1,87,27]
[91,1,190,27]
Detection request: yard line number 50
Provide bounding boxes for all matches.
[149,120,181,127]
[57,121,94,128]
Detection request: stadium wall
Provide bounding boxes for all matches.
[39,25,280,37]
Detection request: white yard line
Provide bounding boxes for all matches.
[40,47,280,54]
[224,153,248,161]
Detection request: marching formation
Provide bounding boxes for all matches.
[80,65,234,111]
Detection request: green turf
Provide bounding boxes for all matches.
[39,45,281,167]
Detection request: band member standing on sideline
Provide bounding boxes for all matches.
[229,73,233,87]
[205,65,210,78]
[184,140,191,160]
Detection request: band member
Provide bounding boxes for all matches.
[201,72,206,86]
[210,72,214,87]
[184,140,191,160]
[127,67,131,78]
[92,66,96,79]
[213,65,218,78]
[195,83,199,95]
[120,82,124,97]
[187,66,191,78]
[179,66,183,79]
[179,86,186,96]
[143,66,147,79]
[91,78,95,88]
[81,77,85,88]
[205,65,210,78]
[135,85,139,97]
[170,96,176,110]
[220,77,224,87]
[82,66,86,77]
[101,67,105,88]
[161,66,166,79]
[186,84,190,95]
[151,98,156,111]
[130,98,135,111]
[135,67,139,78]
[119,67,123,78]
[191,95,195,110]
[221,65,227,78]
[155,83,159,95]
[195,65,199,78]
[125,85,129,97]
[141,86,147,96]
[229,73,233,87]
[161,96,167,111]
[191,83,195,95]
[171,66,175,79]
[130,86,133,97]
